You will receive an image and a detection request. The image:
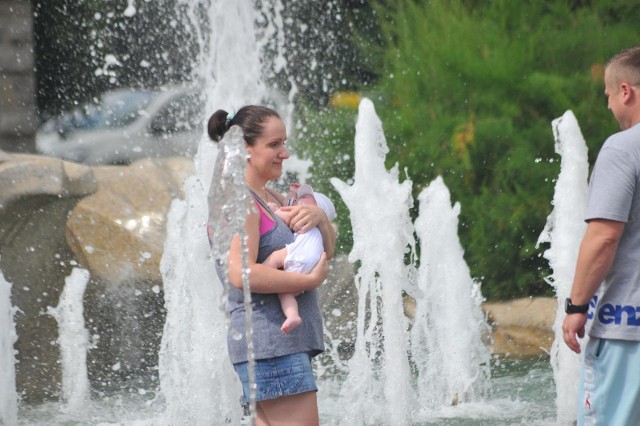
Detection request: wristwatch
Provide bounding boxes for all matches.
[565,298,589,314]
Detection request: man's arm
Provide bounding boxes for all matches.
[562,218,625,353]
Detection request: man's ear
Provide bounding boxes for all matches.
[621,82,634,104]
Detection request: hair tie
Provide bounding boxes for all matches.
[225,113,235,127]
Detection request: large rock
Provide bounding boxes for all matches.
[64,157,194,394]
[0,152,98,401]
[319,254,358,361]
[483,297,556,356]
[0,152,194,401]
[66,158,193,285]
[0,152,97,208]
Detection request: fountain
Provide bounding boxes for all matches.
[330,99,491,425]
[0,263,18,426]
[412,175,491,410]
[537,110,590,424]
[3,1,589,424]
[46,268,92,415]
[331,98,417,425]
[155,1,273,422]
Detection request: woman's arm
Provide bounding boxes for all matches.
[279,204,336,259]
[226,201,329,292]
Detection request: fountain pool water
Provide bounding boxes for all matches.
[2,1,596,425]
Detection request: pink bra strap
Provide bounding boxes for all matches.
[255,199,276,235]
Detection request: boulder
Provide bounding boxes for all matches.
[0,152,97,208]
[66,157,193,285]
[483,297,556,356]
[0,152,99,401]
[0,153,193,401]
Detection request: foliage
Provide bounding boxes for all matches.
[295,0,640,300]
[277,0,381,107]
[292,105,357,255]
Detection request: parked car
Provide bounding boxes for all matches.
[36,87,205,165]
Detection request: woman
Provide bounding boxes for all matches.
[208,105,335,425]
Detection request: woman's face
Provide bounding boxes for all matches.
[246,116,289,182]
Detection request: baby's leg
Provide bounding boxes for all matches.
[263,247,287,270]
[279,292,302,333]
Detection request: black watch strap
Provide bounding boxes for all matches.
[565,298,589,314]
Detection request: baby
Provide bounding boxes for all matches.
[264,184,337,333]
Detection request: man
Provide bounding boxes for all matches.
[563,45,640,424]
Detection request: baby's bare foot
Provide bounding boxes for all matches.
[281,315,302,333]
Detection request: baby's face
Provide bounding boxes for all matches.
[297,194,317,206]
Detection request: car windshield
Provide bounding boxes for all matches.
[41,90,158,133]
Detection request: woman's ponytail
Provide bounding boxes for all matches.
[207,109,232,142]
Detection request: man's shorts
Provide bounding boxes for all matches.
[577,337,640,425]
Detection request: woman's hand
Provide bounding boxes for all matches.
[279,204,325,234]
[280,204,336,259]
[307,252,329,287]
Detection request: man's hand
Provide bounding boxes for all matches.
[562,313,588,354]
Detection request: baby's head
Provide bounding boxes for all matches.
[297,184,337,221]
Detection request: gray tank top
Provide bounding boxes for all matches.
[222,190,325,364]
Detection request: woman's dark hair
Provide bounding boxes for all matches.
[207,105,281,145]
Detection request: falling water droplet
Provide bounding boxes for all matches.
[230,328,243,341]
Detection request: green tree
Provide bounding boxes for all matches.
[295,0,640,299]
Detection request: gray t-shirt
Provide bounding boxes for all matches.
[222,191,325,364]
[586,122,640,341]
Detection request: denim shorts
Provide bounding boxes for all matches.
[233,352,317,403]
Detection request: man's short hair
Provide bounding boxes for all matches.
[606,46,640,87]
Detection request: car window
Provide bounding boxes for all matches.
[149,92,203,134]
[41,90,157,133]
[94,90,156,128]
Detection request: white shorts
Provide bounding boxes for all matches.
[577,337,640,425]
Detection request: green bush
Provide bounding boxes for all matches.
[291,105,357,255]
[295,0,640,300]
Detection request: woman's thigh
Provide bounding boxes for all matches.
[259,391,319,426]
